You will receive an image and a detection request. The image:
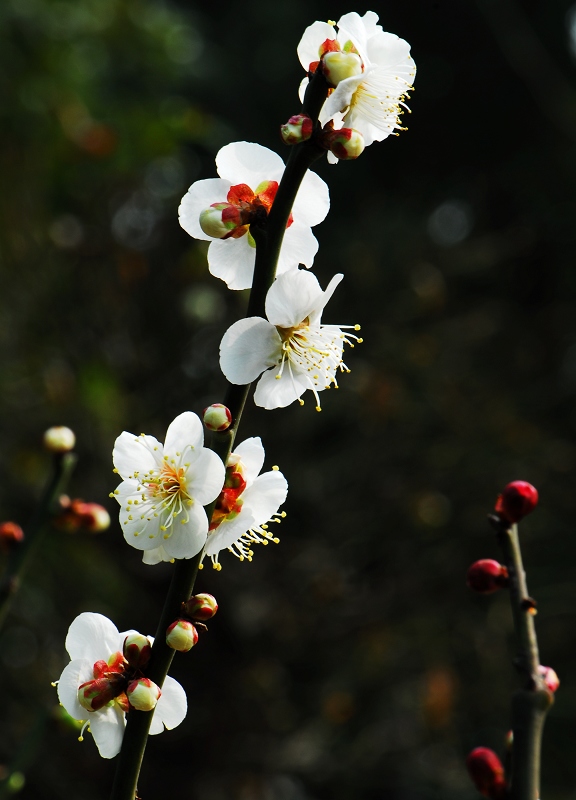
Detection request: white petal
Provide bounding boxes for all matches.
[323,72,365,118]
[233,437,265,484]
[220,317,281,384]
[151,676,187,734]
[205,507,256,556]
[178,178,232,241]
[336,12,370,60]
[253,366,310,410]
[277,222,318,274]
[66,613,121,662]
[327,150,339,165]
[292,169,330,227]
[308,273,344,324]
[161,502,208,560]
[242,470,288,527]
[142,546,170,565]
[57,659,93,720]
[265,269,322,328]
[164,411,204,459]
[186,448,225,505]
[122,509,164,551]
[367,32,414,75]
[297,21,336,70]
[89,704,126,759]
[216,142,284,186]
[208,236,256,290]
[113,431,159,481]
[298,76,309,104]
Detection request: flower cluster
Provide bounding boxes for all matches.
[56,9,414,765]
[297,11,415,163]
[56,613,186,758]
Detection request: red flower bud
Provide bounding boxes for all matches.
[466,747,507,798]
[184,593,218,622]
[0,522,24,550]
[166,619,198,652]
[126,677,161,711]
[495,481,538,524]
[203,404,232,432]
[280,114,314,145]
[539,665,560,693]
[467,560,509,594]
[123,633,152,670]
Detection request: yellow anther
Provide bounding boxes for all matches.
[299,399,304,406]
[316,406,322,412]
[272,465,279,471]
[198,563,204,570]
[128,515,133,521]
[113,468,119,474]
[273,538,280,544]
[354,324,361,331]
[160,525,167,531]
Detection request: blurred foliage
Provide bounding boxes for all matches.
[1,0,576,798]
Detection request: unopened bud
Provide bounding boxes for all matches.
[203,404,232,432]
[322,50,362,86]
[466,747,507,798]
[322,127,365,160]
[199,204,243,239]
[166,619,199,652]
[43,426,76,453]
[0,522,24,549]
[539,665,560,693]
[79,502,111,532]
[280,114,313,145]
[123,633,152,670]
[78,674,125,712]
[184,593,218,622]
[495,481,538,524]
[126,678,161,711]
[467,560,509,594]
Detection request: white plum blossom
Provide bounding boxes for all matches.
[112,412,225,563]
[178,142,330,290]
[56,612,187,759]
[298,11,416,161]
[204,436,288,570]
[219,269,361,411]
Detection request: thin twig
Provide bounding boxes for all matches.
[0,451,76,630]
[492,517,554,800]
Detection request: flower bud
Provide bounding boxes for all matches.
[123,633,152,670]
[467,560,509,594]
[203,404,232,432]
[539,665,560,693]
[199,203,243,239]
[0,522,24,549]
[184,592,218,622]
[43,426,76,453]
[77,502,111,532]
[322,128,365,160]
[166,619,199,652]
[495,481,538,524]
[466,747,507,798]
[322,50,363,86]
[126,678,161,711]
[78,674,125,712]
[280,114,313,145]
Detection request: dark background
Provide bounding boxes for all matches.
[1,0,576,798]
